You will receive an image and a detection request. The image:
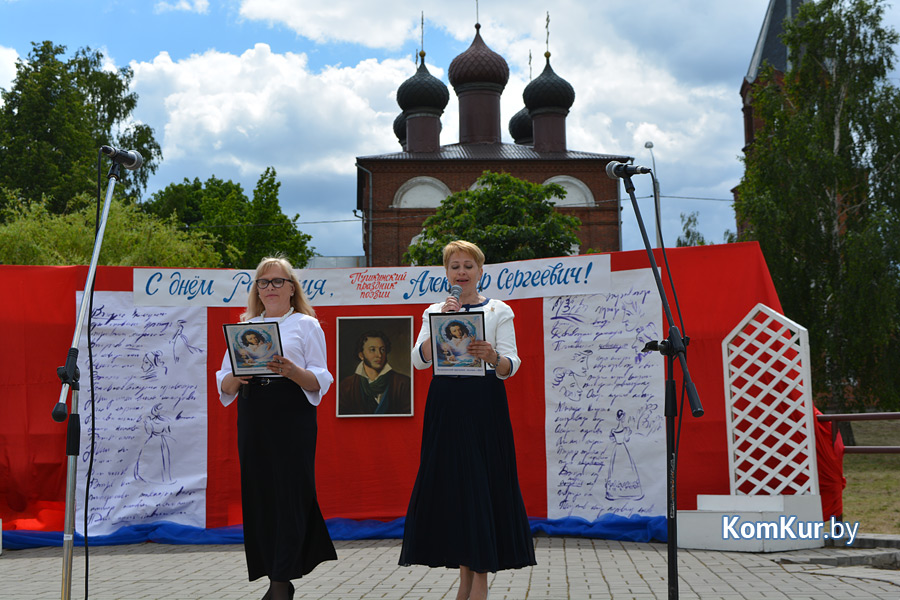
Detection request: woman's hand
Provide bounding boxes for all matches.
[467,341,498,365]
[468,340,508,376]
[222,373,251,396]
[268,354,320,392]
[267,354,293,377]
[442,295,460,313]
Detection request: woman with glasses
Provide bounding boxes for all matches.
[216,256,336,600]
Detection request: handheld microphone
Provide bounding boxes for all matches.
[448,285,463,312]
[606,161,651,179]
[101,145,143,170]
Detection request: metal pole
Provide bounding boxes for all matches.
[53,160,125,600]
[60,390,80,600]
[645,141,662,248]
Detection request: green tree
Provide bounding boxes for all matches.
[0,41,161,213]
[675,211,709,247]
[0,194,222,267]
[243,167,316,268]
[140,176,208,227]
[403,171,582,266]
[143,168,316,269]
[735,0,900,410]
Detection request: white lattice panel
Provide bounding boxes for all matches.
[722,304,818,496]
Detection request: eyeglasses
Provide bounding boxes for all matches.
[256,277,290,289]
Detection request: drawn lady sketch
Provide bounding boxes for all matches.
[171,319,203,363]
[140,350,168,380]
[552,367,583,402]
[605,409,643,501]
[134,403,175,484]
[572,349,593,375]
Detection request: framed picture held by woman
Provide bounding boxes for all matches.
[223,322,283,376]
[428,311,485,376]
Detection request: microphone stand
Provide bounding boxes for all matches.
[620,172,704,600]
[51,160,124,600]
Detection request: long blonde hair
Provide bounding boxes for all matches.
[242,255,316,321]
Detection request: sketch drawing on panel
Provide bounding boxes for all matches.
[134,403,176,484]
[170,319,203,363]
[604,409,643,501]
[140,350,168,380]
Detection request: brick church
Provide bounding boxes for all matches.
[355,22,630,267]
[733,0,802,228]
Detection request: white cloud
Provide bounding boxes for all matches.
[154,0,209,14]
[131,44,414,181]
[5,0,895,252]
[228,0,755,175]
[238,0,418,50]
[236,0,616,53]
[129,1,766,253]
[0,45,18,98]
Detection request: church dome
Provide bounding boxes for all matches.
[396,53,449,112]
[448,24,510,92]
[509,107,533,144]
[523,53,575,112]
[393,112,407,145]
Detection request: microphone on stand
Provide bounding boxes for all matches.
[606,161,651,178]
[101,145,143,170]
[447,285,463,312]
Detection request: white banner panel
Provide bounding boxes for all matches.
[74,292,208,536]
[133,254,610,307]
[544,268,666,520]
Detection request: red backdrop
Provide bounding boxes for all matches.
[1,242,843,533]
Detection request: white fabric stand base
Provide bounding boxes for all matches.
[678,494,824,552]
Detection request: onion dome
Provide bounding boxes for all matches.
[448,23,510,92]
[523,52,575,113]
[393,112,407,145]
[509,106,533,144]
[396,52,449,112]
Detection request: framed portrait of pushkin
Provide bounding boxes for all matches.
[335,316,414,417]
[223,322,283,376]
[429,311,486,377]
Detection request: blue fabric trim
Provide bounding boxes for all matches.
[461,297,489,310]
[417,344,430,363]
[3,515,665,549]
[529,515,668,543]
[1,523,245,549]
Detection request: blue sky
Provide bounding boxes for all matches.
[4,0,900,258]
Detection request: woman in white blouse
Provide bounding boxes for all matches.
[399,240,536,600]
[216,256,335,600]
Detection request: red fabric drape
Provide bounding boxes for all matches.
[813,408,846,520]
[1,243,844,532]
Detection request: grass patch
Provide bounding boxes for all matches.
[840,418,900,534]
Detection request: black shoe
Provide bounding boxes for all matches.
[288,581,295,599]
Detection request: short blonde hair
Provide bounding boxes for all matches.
[242,255,316,321]
[442,240,485,268]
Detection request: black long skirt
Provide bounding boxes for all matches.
[238,378,337,581]
[399,375,536,573]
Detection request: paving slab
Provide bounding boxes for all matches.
[0,536,898,599]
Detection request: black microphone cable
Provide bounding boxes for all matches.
[79,147,105,600]
[651,184,692,517]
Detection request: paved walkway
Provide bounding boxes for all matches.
[2,535,899,600]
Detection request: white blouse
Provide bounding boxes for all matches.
[216,312,334,407]
[411,298,521,380]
